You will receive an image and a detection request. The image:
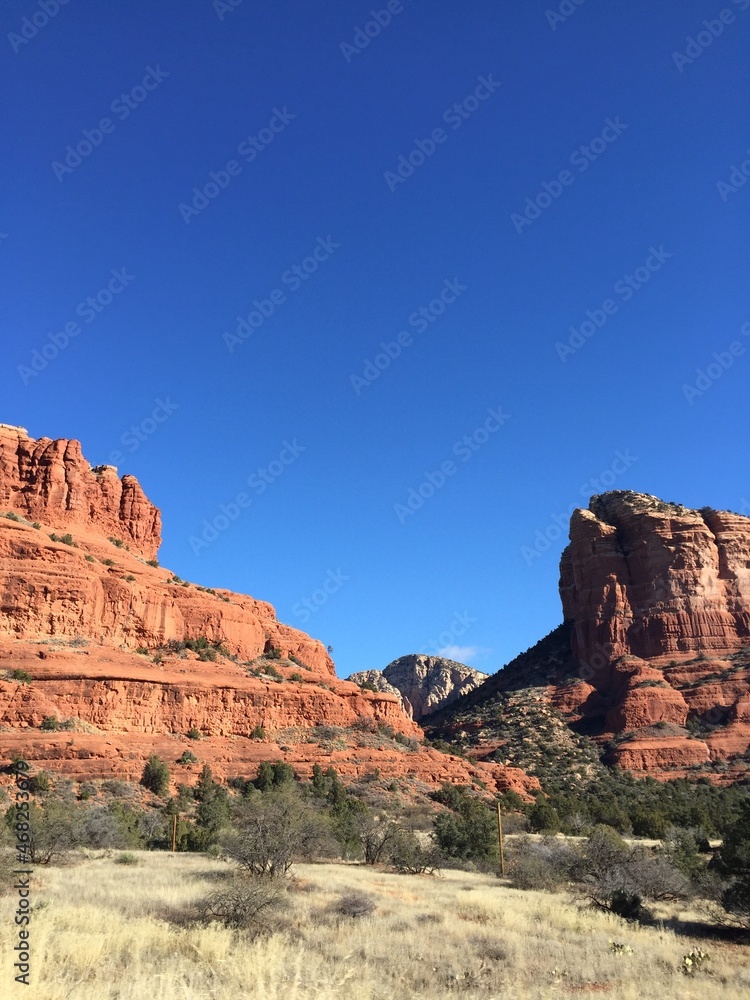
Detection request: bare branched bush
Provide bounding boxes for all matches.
[388,828,442,875]
[198,873,286,931]
[329,891,377,918]
[572,826,689,917]
[507,836,580,891]
[222,788,335,877]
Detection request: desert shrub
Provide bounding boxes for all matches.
[289,671,303,683]
[114,852,138,865]
[102,558,115,567]
[50,532,75,546]
[264,646,282,660]
[250,725,266,740]
[507,836,581,891]
[108,537,125,548]
[527,799,561,834]
[146,559,159,568]
[223,788,334,877]
[80,802,146,849]
[393,733,419,750]
[183,766,231,849]
[186,728,201,740]
[101,780,134,797]
[0,851,17,895]
[177,751,198,765]
[354,814,399,865]
[609,889,644,921]
[434,795,498,863]
[141,755,170,796]
[661,826,705,879]
[388,828,442,875]
[78,782,97,801]
[430,782,469,811]
[357,679,378,693]
[198,873,286,932]
[573,825,689,917]
[8,669,32,684]
[80,808,129,849]
[254,760,296,792]
[711,798,750,925]
[329,891,377,918]
[4,801,81,864]
[28,771,50,794]
[351,716,378,734]
[40,716,60,732]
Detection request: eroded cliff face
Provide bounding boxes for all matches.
[0,426,539,799]
[560,492,750,665]
[0,425,161,560]
[555,492,750,779]
[351,655,488,721]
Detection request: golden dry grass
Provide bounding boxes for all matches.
[0,851,748,999]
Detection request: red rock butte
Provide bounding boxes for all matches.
[0,425,537,799]
[557,491,750,779]
[560,491,750,665]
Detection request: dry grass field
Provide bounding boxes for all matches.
[1,851,749,999]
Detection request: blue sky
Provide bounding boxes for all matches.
[2,1,748,678]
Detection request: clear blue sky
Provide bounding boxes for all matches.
[2,1,748,678]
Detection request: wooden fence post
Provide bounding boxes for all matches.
[496,803,505,877]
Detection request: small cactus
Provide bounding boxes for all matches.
[681,949,710,975]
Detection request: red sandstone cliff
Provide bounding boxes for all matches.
[429,492,750,784]
[556,492,750,779]
[0,424,161,560]
[560,492,750,666]
[0,425,538,799]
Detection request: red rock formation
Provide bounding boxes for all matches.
[560,492,750,666]
[0,426,539,800]
[0,425,161,560]
[555,492,750,778]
